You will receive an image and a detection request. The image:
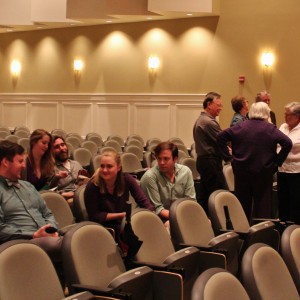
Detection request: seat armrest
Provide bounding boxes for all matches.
[218,229,248,240]
[64,291,95,300]
[130,260,169,270]
[72,284,131,300]
[153,270,183,300]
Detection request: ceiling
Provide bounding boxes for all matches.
[0,0,220,33]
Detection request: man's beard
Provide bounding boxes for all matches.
[56,151,69,163]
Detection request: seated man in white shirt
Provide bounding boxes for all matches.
[52,135,87,201]
[140,141,196,228]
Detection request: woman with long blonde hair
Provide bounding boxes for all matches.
[84,149,154,234]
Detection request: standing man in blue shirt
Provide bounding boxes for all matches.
[0,140,62,261]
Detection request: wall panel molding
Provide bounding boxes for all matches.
[0,93,204,145]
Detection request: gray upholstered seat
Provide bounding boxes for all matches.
[131,208,201,300]
[241,243,299,300]
[191,268,250,300]
[170,198,239,275]
[0,240,94,300]
[223,163,234,192]
[62,222,183,300]
[120,152,146,179]
[81,140,98,157]
[104,139,123,153]
[208,189,280,256]
[281,224,300,294]
[40,190,76,230]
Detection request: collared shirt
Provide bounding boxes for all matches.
[193,112,222,158]
[55,159,83,192]
[230,113,247,127]
[278,122,300,173]
[0,176,57,243]
[140,164,196,215]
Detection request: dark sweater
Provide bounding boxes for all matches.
[217,119,292,173]
[84,173,154,228]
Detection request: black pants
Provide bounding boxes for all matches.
[196,156,228,214]
[277,172,300,223]
[233,167,273,222]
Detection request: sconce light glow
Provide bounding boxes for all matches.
[261,52,274,67]
[10,60,21,77]
[73,59,84,72]
[148,56,160,70]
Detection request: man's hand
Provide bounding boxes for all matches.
[56,170,69,179]
[32,224,59,239]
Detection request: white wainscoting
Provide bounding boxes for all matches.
[0,93,204,146]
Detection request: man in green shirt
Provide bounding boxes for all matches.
[140,141,196,227]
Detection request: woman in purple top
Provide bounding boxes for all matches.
[217,102,292,222]
[84,149,154,234]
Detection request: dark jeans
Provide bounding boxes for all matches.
[196,156,228,214]
[277,172,300,223]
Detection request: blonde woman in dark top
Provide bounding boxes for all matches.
[84,149,154,234]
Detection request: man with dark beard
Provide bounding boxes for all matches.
[52,135,85,200]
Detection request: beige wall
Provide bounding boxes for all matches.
[0,0,299,130]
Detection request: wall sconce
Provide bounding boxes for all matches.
[10,60,21,78]
[73,59,84,74]
[148,56,160,71]
[261,52,274,67]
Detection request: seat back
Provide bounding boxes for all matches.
[176,143,189,156]
[281,225,300,294]
[104,139,122,152]
[0,241,64,300]
[125,145,144,161]
[18,137,30,154]
[170,199,240,275]
[127,134,145,146]
[126,138,144,150]
[62,222,126,289]
[181,157,200,180]
[73,184,88,222]
[131,209,175,263]
[14,129,29,138]
[178,149,189,162]
[66,136,82,149]
[208,189,250,233]
[15,126,30,134]
[223,164,234,192]
[121,152,143,173]
[51,128,67,138]
[81,140,98,157]
[169,137,185,145]
[170,199,215,247]
[242,243,299,300]
[87,135,104,147]
[40,191,75,229]
[0,126,11,134]
[107,134,124,147]
[92,154,101,172]
[143,151,156,168]
[192,268,250,300]
[5,134,19,143]
[0,130,10,139]
[73,148,92,168]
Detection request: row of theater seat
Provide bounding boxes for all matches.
[35,188,300,300]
